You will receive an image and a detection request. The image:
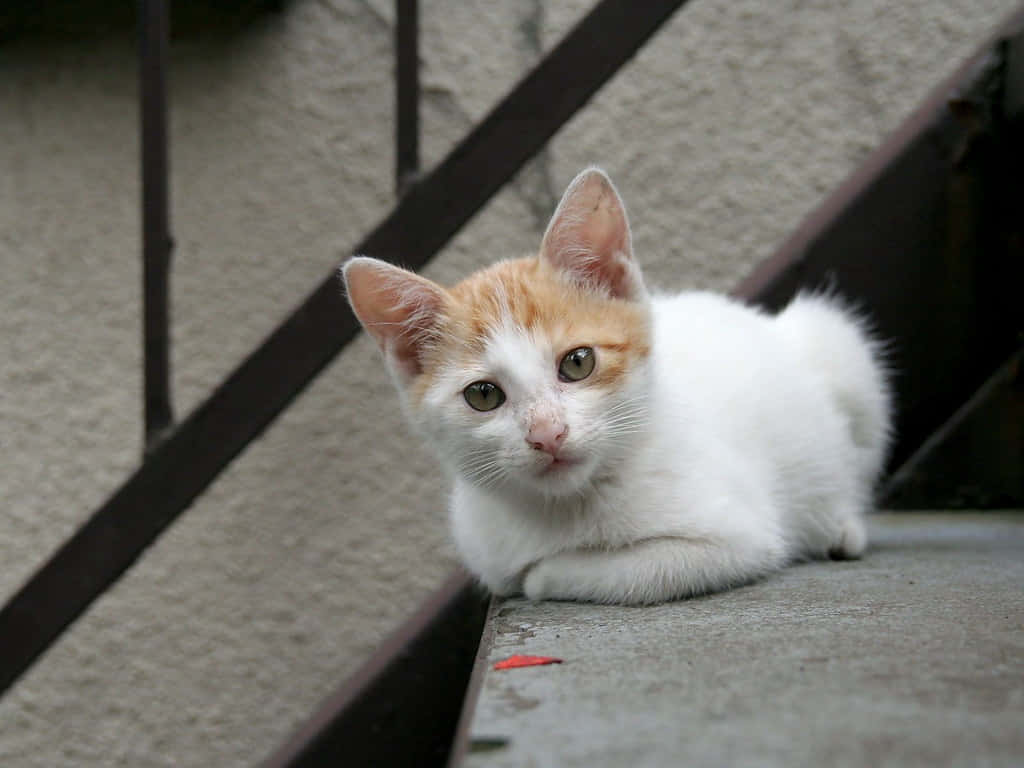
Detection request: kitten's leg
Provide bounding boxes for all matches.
[816,487,869,561]
[523,535,786,605]
[828,515,867,560]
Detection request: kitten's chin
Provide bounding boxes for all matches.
[540,457,578,474]
[523,454,598,497]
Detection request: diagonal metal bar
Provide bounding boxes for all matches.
[881,349,1024,508]
[260,572,489,768]
[0,0,691,697]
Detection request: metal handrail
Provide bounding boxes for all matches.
[0,0,693,698]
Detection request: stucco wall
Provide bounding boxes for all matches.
[1,0,1017,765]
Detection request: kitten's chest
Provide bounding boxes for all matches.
[536,475,672,549]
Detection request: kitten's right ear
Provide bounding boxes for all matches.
[341,256,448,379]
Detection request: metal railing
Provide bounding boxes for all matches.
[1,2,1022,765]
[140,0,174,451]
[0,0,692,701]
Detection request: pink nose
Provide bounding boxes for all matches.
[527,418,568,456]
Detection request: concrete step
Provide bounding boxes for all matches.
[462,513,1024,768]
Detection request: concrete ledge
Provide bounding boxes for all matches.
[462,513,1024,767]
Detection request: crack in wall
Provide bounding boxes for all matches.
[834,26,887,145]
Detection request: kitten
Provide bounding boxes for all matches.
[342,168,890,605]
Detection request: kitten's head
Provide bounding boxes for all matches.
[343,168,651,497]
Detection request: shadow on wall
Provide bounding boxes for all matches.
[0,0,288,41]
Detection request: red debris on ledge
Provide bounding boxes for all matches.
[493,654,564,670]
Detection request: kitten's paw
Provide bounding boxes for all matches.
[828,518,867,560]
[522,561,551,601]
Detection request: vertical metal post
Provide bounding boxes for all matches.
[139,0,174,452]
[395,0,419,194]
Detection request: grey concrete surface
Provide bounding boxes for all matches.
[465,514,1024,768]
[1,1,1021,766]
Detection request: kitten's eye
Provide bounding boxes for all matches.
[558,347,595,382]
[464,381,506,412]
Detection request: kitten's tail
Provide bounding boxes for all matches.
[775,293,892,488]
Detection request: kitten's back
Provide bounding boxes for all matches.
[774,294,891,486]
[645,290,886,557]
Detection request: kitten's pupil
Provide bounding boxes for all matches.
[464,381,506,412]
[559,347,595,382]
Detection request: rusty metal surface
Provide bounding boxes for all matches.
[884,350,1024,508]
[446,599,501,768]
[260,572,488,768]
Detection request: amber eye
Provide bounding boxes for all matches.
[464,381,506,412]
[558,347,595,382]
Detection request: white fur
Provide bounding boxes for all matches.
[435,289,890,604]
[344,168,891,605]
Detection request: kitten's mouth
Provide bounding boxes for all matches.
[540,455,579,474]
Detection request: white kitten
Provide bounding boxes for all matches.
[342,167,890,604]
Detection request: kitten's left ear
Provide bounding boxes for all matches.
[540,167,646,301]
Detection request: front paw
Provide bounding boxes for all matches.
[522,560,550,601]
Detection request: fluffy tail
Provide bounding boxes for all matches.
[775,293,892,488]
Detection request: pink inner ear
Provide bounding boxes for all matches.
[577,185,630,259]
[540,169,640,300]
[343,257,447,377]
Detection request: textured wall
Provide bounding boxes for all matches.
[0,0,1017,765]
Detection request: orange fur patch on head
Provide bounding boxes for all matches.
[408,256,651,402]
